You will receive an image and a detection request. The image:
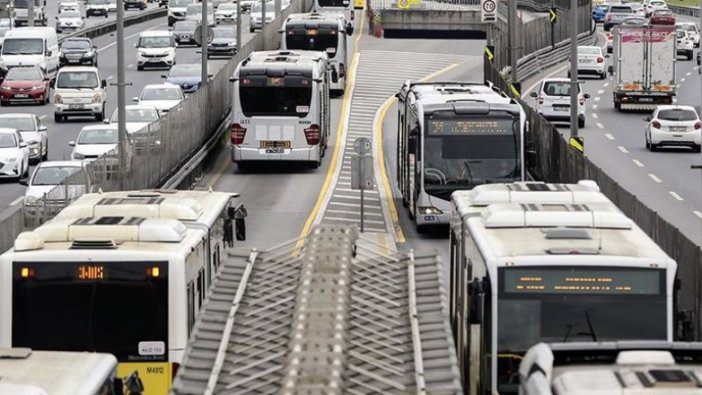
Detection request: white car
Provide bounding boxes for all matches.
[133,83,184,115]
[21,161,90,203]
[677,29,694,60]
[69,125,118,161]
[644,105,701,152]
[58,1,81,13]
[630,3,645,17]
[107,105,160,134]
[168,0,194,26]
[135,31,176,70]
[240,0,256,12]
[677,22,700,47]
[249,2,274,32]
[571,45,606,79]
[215,3,237,23]
[0,127,29,180]
[86,0,110,17]
[108,0,117,12]
[55,10,85,33]
[53,66,107,122]
[0,113,48,163]
[185,3,215,25]
[645,0,667,16]
[530,78,590,128]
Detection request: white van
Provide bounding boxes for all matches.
[135,30,176,70]
[52,66,107,122]
[230,50,331,170]
[0,28,59,80]
[281,12,353,95]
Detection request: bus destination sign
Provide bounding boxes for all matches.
[502,267,663,295]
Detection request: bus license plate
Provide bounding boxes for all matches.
[260,141,291,149]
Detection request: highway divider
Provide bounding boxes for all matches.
[61,7,168,42]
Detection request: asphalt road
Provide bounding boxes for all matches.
[519,17,702,245]
[0,15,255,207]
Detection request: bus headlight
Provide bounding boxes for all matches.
[419,206,442,215]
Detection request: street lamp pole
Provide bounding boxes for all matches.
[569,0,578,139]
[116,0,128,190]
[201,0,209,87]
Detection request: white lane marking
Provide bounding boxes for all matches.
[127,64,134,69]
[596,122,604,129]
[594,96,601,102]
[687,71,692,76]
[694,210,702,220]
[39,115,46,120]
[8,196,23,207]
[632,159,644,167]
[617,146,629,154]
[695,66,700,71]
[597,89,605,94]
[592,104,598,110]
[649,173,662,183]
[681,77,686,82]
[523,64,568,94]
[605,133,615,140]
[603,82,609,87]
[97,24,164,53]
[669,191,684,201]
[592,113,599,119]
[107,75,114,80]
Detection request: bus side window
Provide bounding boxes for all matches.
[408,123,420,154]
[197,268,205,309]
[187,282,195,336]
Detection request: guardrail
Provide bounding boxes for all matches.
[60,7,167,42]
[666,3,700,17]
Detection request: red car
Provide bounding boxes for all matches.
[650,9,676,25]
[0,66,50,106]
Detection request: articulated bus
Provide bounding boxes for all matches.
[396,81,527,232]
[281,12,353,96]
[0,190,245,395]
[230,50,331,170]
[448,182,678,395]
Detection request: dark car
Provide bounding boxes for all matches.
[59,38,98,67]
[650,9,676,25]
[162,63,203,94]
[124,0,147,10]
[592,4,609,23]
[207,26,237,58]
[173,20,198,46]
[0,66,50,106]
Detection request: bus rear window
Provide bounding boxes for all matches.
[318,0,351,6]
[239,76,312,117]
[285,32,338,58]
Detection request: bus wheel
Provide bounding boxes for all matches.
[308,160,321,169]
[416,224,427,234]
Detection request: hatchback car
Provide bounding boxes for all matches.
[208,26,237,57]
[173,20,198,46]
[0,127,29,180]
[55,10,85,34]
[215,3,237,23]
[69,125,118,161]
[645,0,667,17]
[133,83,184,115]
[59,38,98,67]
[650,9,675,25]
[0,66,50,106]
[677,29,694,60]
[0,113,48,162]
[629,3,646,17]
[571,45,606,79]
[162,63,203,93]
[644,105,701,151]
[530,78,590,128]
[677,21,700,47]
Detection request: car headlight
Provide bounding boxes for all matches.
[92,93,102,103]
[54,94,62,104]
[84,51,94,57]
[1,85,11,91]
[138,51,147,57]
[31,85,44,90]
[73,152,85,159]
[59,52,65,58]
[419,206,443,215]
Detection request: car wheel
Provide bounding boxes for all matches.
[578,117,585,128]
[54,113,62,123]
[95,106,105,122]
[650,142,658,151]
[601,71,606,80]
[42,144,48,161]
[22,162,29,178]
[688,51,693,61]
[250,27,255,32]
[694,144,701,153]
[308,159,321,169]
[137,65,143,71]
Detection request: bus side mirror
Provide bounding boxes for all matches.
[346,23,354,35]
[226,204,247,242]
[468,278,483,325]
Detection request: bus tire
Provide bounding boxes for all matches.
[236,162,250,172]
[308,160,321,169]
[416,224,427,234]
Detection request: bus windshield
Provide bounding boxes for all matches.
[317,0,350,7]
[285,31,338,58]
[12,261,169,362]
[496,266,667,392]
[239,76,312,117]
[421,113,520,200]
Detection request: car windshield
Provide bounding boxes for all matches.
[239,77,312,117]
[169,64,200,77]
[87,0,108,4]
[286,31,338,58]
[174,21,197,30]
[578,47,600,55]
[0,117,34,131]
[170,0,192,5]
[78,129,118,144]
[186,4,203,13]
[677,30,687,38]
[60,11,82,18]
[56,72,99,89]
[251,3,273,12]
[2,38,43,55]
[219,3,236,10]
[5,68,42,81]
[112,108,159,123]
[31,166,82,185]
[0,133,17,148]
[543,81,580,96]
[609,6,632,12]
[651,1,665,5]
[62,40,91,50]
[655,10,672,16]
[138,36,172,48]
[141,87,182,100]
[658,109,698,121]
[679,24,697,32]
[213,28,235,38]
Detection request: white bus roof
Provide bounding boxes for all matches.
[521,342,702,395]
[0,348,117,395]
[466,201,673,262]
[403,81,512,105]
[285,11,345,23]
[54,189,237,227]
[4,28,56,39]
[244,49,328,64]
[452,180,609,219]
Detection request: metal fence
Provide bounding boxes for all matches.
[485,61,702,341]
[0,0,314,254]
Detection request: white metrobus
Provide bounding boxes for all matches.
[0,190,245,395]
[396,81,527,232]
[0,348,120,395]
[230,50,331,169]
[448,181,678,395]
[313,0,354,24]
[280,12,353,95]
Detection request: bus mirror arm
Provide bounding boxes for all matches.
[468,278,484,325]
[228,204,247,241]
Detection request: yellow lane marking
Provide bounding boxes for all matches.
[295,9,366,248]
[374,62,460,244]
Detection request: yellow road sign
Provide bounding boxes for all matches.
[398,0,409,9]
[569,136,584,153]
[549,8,557,23]
[484,46,494,61]
[509,83,520,98]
